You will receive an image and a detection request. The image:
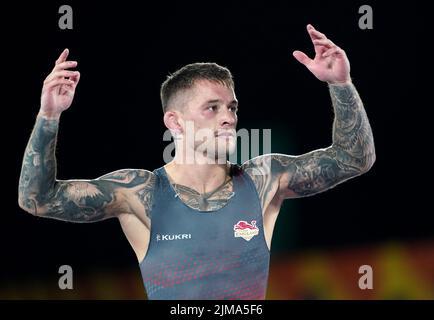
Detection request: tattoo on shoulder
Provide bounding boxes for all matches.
[244,148,368,201]
[242,156,277,208]
[44,169,156,222]
[243,83,375,200]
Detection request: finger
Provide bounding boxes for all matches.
[312,39,336,48]
[307,24,326,41]
[293,50,313,67]
[322,47,342,58]
[69,71,80,85]
[306,25,327,55]
[45,70,79,82]
[44,70,80,83]
[55,48,69,65]
[43,78,75,91]
[53,60,78,71]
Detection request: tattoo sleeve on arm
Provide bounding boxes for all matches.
[329,83,376,172]
[19,116,59,214]
[283,83,375,197]
[44,170,156,222]
[243,83,376,200]
[18,116,156,222]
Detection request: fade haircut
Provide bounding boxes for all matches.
[160,62,234,113]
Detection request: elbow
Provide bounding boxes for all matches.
[18,194,38,216]
[334,144,376,174]
[365,141,377,172]
[360,151,376,174]
[356,139,376,174]
[18,197,30,214]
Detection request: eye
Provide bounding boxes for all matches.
[208,105,218,111]
[229,106,238,113]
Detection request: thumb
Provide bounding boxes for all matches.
[292,50,312,67]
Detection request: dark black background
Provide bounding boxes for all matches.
[1,0,432,296]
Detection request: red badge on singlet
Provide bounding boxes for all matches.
[233,220,259,241]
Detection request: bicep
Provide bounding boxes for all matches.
[37,169,155,223]
[274,147,362,199]
[37,178,126,222]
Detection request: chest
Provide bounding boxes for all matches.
[172,181,234,212]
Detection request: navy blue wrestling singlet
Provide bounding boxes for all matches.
[139,164,270,300]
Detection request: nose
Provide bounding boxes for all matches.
[219,108,237,128]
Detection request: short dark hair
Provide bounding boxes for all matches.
[160,62,234,113]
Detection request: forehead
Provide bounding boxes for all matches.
[190,80,236,103]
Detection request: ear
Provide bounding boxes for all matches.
[163,110,183,135]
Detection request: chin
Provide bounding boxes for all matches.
[213,147,235,164]
[194,138,236,164]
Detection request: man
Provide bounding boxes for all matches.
[18,24,375,300]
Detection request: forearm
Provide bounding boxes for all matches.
[329,82,376,172]
[18,114,60,214]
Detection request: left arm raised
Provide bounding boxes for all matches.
[243,82,375,202]
[242,24,375,204]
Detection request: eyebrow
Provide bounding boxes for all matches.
[204,99,238,107]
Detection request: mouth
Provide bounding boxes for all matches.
[215,130,235,138]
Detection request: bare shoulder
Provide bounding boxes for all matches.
[241,154,286,186]
[98,169,157,217]
[240,155,282,209]
[110,169,157,261]
[97,168,156,186]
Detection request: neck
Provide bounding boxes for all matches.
[165,152,230,195]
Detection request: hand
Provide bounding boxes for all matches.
[293,24,351,85]
[40,49,80,119]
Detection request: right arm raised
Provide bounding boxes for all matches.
[18,119,155,222]
[19,131,155,222]
[18,49,156,222]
